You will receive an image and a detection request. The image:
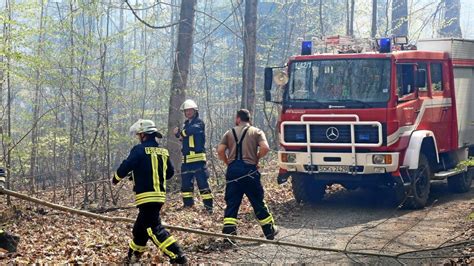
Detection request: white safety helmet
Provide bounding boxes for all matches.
[129,119,163,138]
[180,99,198,111]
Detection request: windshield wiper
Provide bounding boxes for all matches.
[332,99,373,108]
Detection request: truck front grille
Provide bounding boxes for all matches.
[283,124,384,145]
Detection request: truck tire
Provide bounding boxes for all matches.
[291,174,326,204]
[405,154,432,209]
[447,168,473,193]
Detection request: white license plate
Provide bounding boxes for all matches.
[318,165,349,173]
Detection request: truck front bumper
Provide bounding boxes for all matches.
[279,151,399,175]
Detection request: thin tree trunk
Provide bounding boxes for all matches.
[141,7,148,118]
[319,0,324,36]
[119,1,126,91]
[52,108,59,202]
[29,0,46,193]
[167,0,197,168]
[66,0,76,198]
[4,0,13,205]
[241,0,258,116]
[102,0,112,206]
[346,0,350,35]
[384,0,390,36]
[371,0,377,37]
[349,0,355,36]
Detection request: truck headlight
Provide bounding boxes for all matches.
[281,153,297,163]
[372,154,392,164]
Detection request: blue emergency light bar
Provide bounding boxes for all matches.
[301,41,312,55]
[379,38,391,53]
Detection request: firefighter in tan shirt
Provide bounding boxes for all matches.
[217,109,278,240]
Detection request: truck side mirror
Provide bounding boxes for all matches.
[415,69,426,89]
[264,67,273,101]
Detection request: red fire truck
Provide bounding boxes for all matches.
[264,37,474,209]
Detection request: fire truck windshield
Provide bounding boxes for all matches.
[286,59,391,108]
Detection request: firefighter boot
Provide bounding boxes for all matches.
[200,189,213,213]
[166,242,187,264]
[222,224,237,245]
[125,248,143,264]
[262,224,279,240]
[203,198,213,214]
[181,191,194,208]
[0,230,20,253]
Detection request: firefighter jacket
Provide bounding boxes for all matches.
[113,138,174,206]
[177,114,206,164]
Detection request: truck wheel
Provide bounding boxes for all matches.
[291,174,326,204]
[447,168,473,193]
[405,154,432,209]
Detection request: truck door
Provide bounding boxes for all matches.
[396,64,422,132]
[429,62,452,152]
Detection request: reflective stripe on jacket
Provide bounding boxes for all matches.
[178,114,206,164]
[114,139,174,206]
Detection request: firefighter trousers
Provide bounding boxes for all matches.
[181,161,213,210]
[222,160,277,239]
[128,203,184,260]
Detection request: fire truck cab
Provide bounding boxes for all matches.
[264,37,474,209]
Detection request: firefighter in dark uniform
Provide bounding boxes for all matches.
[112,119,187,264]
[217,109,278,240]
[173,99,213,213]
[0,167,20,253]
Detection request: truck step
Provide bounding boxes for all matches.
[433,167,467,180]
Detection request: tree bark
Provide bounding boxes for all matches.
[346,0,350,35]
[4,0,13,205]
[66,0,76,197]
[346,0,355,36]
[119,1,126,91]
[439,0,462,38]
[350,0,355,36]
[319,0,324,37]
[167,0,197,168]
[241,0,258,116]
[391,0,408,36]
[29,0,46,193]
[371,0,377,38]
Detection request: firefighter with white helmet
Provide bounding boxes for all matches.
[173,99,213,213]
[113,119,187,263]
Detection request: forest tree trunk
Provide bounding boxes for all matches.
[167,0,197,168]
[371,0,377,37]
[241,0,258,116]
[29,0,46,193]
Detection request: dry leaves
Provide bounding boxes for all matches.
[0,164,297,263]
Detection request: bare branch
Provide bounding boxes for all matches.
[124,0,180,29]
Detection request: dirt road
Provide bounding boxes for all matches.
[203,182,473,264]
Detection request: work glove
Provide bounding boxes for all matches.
[174,127,181,138]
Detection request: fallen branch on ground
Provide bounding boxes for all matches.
[0,187,470,260]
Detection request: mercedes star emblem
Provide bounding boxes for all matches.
[326,127,340,141]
